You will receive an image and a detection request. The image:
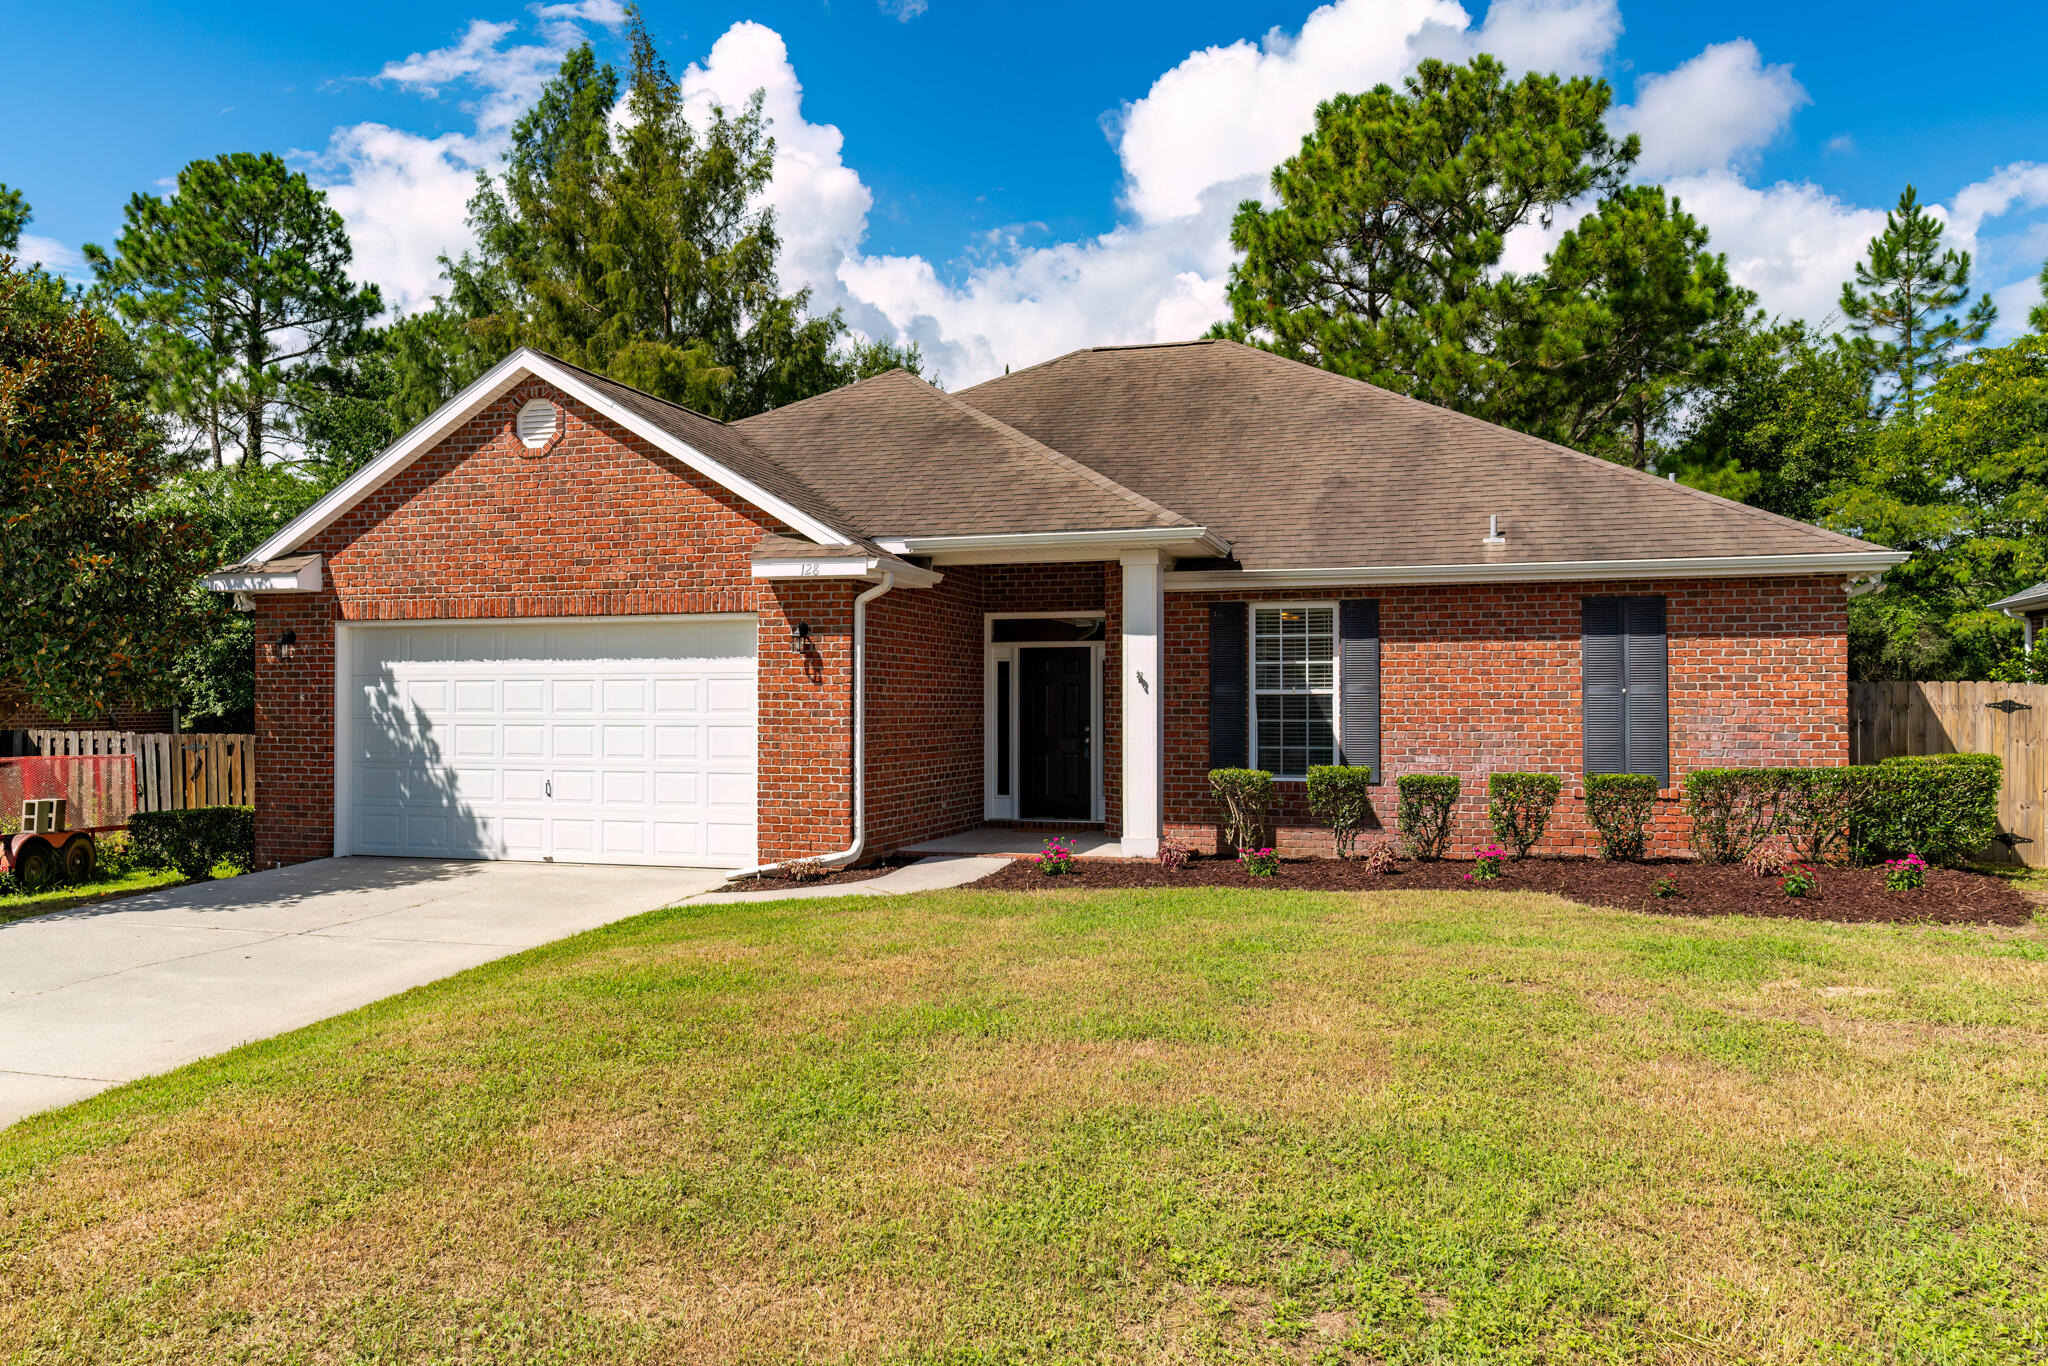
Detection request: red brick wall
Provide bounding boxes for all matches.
[250,379,858,867]
[0,692,175,733]
[867,566,987,852]
[1162,576,1850,858]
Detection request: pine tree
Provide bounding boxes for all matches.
[1838,185,1996,421]
[85,153,382,467]
[2030,259,2048,334]
[0,185,28,253]
[447,10,883,418]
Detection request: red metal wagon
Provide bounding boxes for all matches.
[0,754,138,890]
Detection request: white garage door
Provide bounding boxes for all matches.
[343,617,757,868]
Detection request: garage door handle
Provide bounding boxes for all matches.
[545,780,552,798]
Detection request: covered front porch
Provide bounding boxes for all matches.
[901,827,1126,859]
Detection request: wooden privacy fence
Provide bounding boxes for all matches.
[23,731,255,813]
[1849,681,2046,866]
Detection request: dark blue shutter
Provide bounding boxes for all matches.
[1582,595,1668,783]
[1208,602,1248,769]
[1623,595,1669,785]
[1582,597,1626,776]
[1337,598,1380,778]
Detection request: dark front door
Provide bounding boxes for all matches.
[1019,647,1092,820]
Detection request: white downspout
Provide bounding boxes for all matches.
[726,571,896,881]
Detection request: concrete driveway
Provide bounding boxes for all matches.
[0,857,725,1128]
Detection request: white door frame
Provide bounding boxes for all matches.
[982,612,1106,824]
[332,612,757,860]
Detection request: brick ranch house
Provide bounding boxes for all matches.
[206,340,1906,872]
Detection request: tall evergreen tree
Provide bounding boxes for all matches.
[446,10,868,418]
[1838,185,1995,421]
[2030,258,2048,334]
[85,152,383,467]
[1508,187,1754,467]
[1213,56,1637,416]
[0,185,28,253]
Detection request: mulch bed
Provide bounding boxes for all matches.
[722,852,923,894]
[972,854,2037,926]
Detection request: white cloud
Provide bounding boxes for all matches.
[1612,40,1807,178]
[879,0,928,20]
[1662,170,1883,324]
[532,0,626,24]
[12,234,86,277]
[312,125,496,315]
[372,17,576,133]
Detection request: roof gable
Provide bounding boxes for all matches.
[244,349,859,566]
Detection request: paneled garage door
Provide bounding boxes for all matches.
[343,617,757,868]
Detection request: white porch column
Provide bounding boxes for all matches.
[1119,550,1166,857]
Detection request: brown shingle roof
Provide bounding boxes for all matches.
[733,369,1195,538]
[951,339,1889,572]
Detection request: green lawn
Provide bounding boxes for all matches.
[3,887,2046,1363]
[0,866,186,925]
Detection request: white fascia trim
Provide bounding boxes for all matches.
[752,557,943,588]
[242,349,852,566]
[1163,551,1912,591]
[877,526,1228,565]
[202,556,323,593]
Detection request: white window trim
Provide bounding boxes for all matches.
[983,612,1106,823]
[1248,600,1341,782]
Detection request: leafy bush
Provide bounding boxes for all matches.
[94,830,138,880]
[1583,774,1658,861]
[1856,754,2003,867]
[1779,766,1884,863]
[1651,873,1679,899]
[1238,846,1279,877]
[1357,840,1398,875]
[1684,768,1788,864]
[1487,773,1561,858]
[129,807,255,881]
[1395,775,1460,861]
[1157,839,1192,872]
[1208,769,1275,854]
[1779,862,1818,898]
[1305,765,1376,857]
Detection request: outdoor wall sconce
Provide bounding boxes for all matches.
[789,621,811,645]
[276,629,298,662]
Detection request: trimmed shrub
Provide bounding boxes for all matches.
[1306,765,1376,857]
[1779,766,1883,864]
[1395,775,1460,861]
[129,807,255,881]
[1583,773,1658,862]
[1857,753,2003,867]
[1684,768,1789,864]
[1487,773,1562,858]
[1209,768,1275,855]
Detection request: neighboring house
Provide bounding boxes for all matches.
[0,691,172,735]
[206,340,1906,871]
[1990,582,2048,654]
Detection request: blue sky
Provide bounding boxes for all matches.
[8,0,2048,384]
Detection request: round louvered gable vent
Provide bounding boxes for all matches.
[516,398,560,449]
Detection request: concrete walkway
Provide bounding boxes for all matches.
[0,858,725,1128]
[686,855,1008,905]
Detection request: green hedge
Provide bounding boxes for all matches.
[1208,768,1274,855]
[130,807,255,881]
[1684,768,1788,863]
[1305,765,1375,857]
[1584,773,1659,861]
[1780,766,1884,864]
[1487,773,1562,858]
[1395,775,1459,861]
[1857,754,2003,867]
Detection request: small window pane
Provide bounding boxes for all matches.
[1252,605,1338,776]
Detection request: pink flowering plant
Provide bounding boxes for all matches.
[1883,853,1927,891]
[1238,846,1280,877]
[1034,839,1077,876]
[1462,843,1508,883]
[1779,862,1818,898]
